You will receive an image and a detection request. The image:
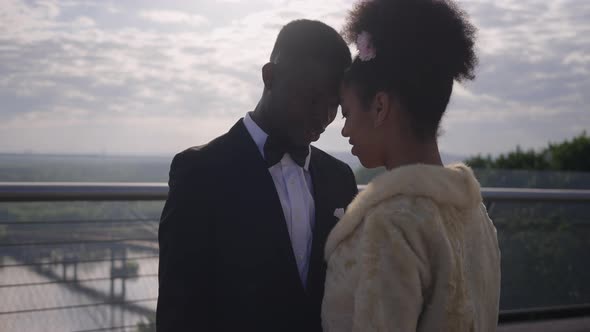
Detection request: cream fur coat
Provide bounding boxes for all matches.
[322,164,501,332]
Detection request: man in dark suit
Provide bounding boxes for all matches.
[157,19,357,332]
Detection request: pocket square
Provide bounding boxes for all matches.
[333,208,345,219]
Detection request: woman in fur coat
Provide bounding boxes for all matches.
[321,0,501,331]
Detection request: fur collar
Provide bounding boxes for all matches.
[325,163,482,259]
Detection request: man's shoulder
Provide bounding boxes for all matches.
[173,127,239,167]
[311,146,352,171]
[174,143,215,165]
[311,146,354,180]
[169,130,238,180]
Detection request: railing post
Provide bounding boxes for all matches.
[110,248,115,300]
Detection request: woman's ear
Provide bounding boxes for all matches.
[262,63,274,90]
[373,91,391,128]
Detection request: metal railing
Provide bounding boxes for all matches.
[0,182,163,332]
[0,182,589,332]
[0,182,168,202]
[1,182,590,202]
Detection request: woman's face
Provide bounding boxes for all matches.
[340,84,384,168]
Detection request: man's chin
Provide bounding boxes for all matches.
[290,137,312,148]
[295,136,314,147]
[304,131,322,145]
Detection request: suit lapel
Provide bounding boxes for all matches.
[226,120,305,294]
[307,149,338,298]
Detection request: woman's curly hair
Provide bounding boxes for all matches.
[342,0,478,140]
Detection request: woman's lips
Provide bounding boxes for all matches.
[349,140,356,155]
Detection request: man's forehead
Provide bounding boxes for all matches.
[299,58,342,75]
[292,60,343,87]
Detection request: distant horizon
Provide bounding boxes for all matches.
[0,129,584,160]
[0,151,175,158]
[0,149,468,170]
[0,149,470,159]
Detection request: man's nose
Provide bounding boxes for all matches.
[325,107,338,126]
[341,122,349,138]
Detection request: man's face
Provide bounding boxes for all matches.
[271,60,341,147]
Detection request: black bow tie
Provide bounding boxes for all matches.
[263,136,309,168]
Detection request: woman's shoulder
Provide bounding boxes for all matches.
[362,194,444,240]
[357,195,443,278]
[367,194,441,224]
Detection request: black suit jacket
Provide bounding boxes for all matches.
[157,120,358,332]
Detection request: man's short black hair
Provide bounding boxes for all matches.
[270,19,352,74]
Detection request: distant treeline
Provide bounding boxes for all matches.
[355,132,590,187]
[465,132,590,172]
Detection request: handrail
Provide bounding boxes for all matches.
[499,303,590,323]
[1,182,589,202]
[481,187,590,202]
[0,182,168,202]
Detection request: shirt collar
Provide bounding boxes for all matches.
[243,112,311,170]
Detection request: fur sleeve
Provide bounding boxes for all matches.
[352,198,432,332]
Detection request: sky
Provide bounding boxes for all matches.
[0,0,588,158]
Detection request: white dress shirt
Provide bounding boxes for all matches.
[243,113,315,287]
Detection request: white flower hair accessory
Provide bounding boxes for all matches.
[356,31,376,61]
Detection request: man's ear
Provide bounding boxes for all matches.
[373,91,391,128]
[262,63,274,90]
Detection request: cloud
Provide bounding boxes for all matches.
[425,0,589,154]
[460,0,590,110]
[0,0,588,156]
[138,10,209,27]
